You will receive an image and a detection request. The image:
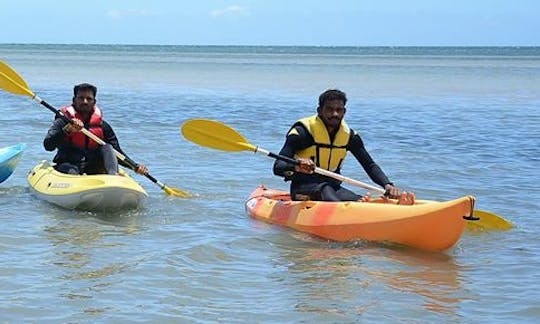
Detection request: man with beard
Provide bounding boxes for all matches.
[273,89,414,203]
[43,83,147,176]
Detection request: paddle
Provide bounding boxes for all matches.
[0,60,191,198]
[181,118,513,231]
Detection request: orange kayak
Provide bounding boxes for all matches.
[245,185,475,252]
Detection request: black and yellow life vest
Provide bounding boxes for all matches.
[292,115,351,172]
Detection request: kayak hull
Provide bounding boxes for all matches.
[27,161,147,212]
[0,143,25,183]
[245,185,474,252]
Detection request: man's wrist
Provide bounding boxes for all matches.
[62,124,72,134]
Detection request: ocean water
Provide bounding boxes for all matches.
[0,44,539,322]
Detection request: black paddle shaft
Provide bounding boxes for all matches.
[268,152,298,165]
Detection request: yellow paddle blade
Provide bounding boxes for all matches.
[0,60,34,97]
[420,198,513,232]
[181,119,256,152]
[163,185,192,198]
[466,209,513,231]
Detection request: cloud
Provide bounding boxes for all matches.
[210,5,249,18]
[107,9,155,19]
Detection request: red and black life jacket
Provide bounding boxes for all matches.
[60,105,104,149]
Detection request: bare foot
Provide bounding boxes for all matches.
[398,192,416,205]
[359,192,371,202]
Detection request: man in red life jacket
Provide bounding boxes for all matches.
[43,83,147,175]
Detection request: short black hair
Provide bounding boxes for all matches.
[318,89,347,107]
[73,83,97,97]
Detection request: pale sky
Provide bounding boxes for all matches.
[1,0,538,46]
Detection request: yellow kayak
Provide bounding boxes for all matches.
[27,160,147,211]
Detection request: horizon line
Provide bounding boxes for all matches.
[1,43,539,48]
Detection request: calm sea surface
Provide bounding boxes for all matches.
[1,44,539,322]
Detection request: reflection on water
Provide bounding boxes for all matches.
[0,186,28,198]
[42,209,144,313]
[364,248,464,315]
[276,240,464,320]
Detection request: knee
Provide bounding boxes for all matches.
[319,184,340,201]
[100,144,115,156]
[101,143,113,151]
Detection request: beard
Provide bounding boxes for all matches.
[75,104,94,115]
[323,116,342,128]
